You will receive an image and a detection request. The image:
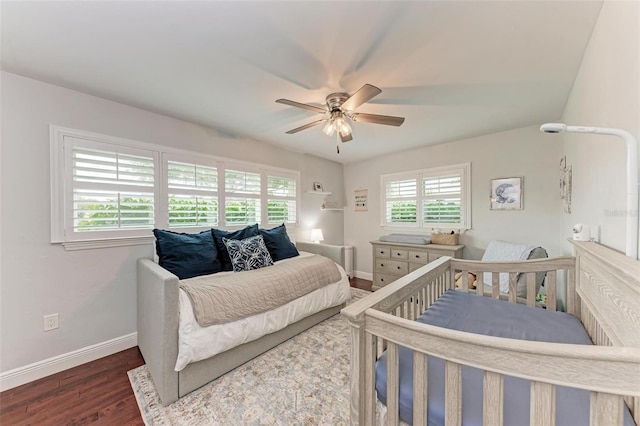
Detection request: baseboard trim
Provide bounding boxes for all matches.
[354,270,373,281]
[0,332,137,392]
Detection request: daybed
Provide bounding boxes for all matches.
[138,233,351,406]
[342,240,640,425]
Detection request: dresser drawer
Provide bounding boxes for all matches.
[375,247,391,258]
[390,249,409,260]
[375,259,409,275]
[374,273,398,288]
[409,250,429,264]
[429,253,445,262]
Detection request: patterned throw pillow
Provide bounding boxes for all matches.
[222,234,274,272]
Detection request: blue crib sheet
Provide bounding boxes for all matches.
[375,289,634,425]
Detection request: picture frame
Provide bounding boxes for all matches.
[354,189,368,212]
[313,182,323,192]
[490,177,523,210]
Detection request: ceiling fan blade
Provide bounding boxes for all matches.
[352,112,405,127]
[285,119,327,134]
[340,132,353,143]
[341,84,382,111]
[276,99,326,114]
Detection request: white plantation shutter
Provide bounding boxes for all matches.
[384,177,418,225]
[167,161,218,228]
[51,127,300,247]
[70,143,156,237]
[382,164,470,229]
[225,169,261,225]
[266,175,297,224]
[422,173,462,225]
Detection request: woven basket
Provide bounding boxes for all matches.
[431,232,459,245]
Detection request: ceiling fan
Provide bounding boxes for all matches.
[276,84,405,152]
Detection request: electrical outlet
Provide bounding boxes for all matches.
[43,313,59,331]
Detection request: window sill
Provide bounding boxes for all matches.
[60,236,155,251]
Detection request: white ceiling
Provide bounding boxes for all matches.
[1,1,603,164]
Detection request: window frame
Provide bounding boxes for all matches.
[380,163,471,230]
[51,126,300,250]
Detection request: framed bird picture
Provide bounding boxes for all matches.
[490,177,523,210]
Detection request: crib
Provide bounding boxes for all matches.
[341,240,640,425]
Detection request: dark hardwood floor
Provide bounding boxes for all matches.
[0,347,145,426]
[0,277,372,425]
[349,276,373,291]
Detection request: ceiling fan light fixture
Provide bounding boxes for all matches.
[322,119,336,136]
[335,116,352,136]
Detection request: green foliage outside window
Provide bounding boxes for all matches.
[390,200,460,224]
[424,200,461,223]
[75,196,154,230]
[169,197,217,226]
[77,198,293,229]
[389,202,417,222]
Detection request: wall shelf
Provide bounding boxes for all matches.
[307,190,332,195]
[321,207,343,211]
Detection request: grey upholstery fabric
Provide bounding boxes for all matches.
[295,242,346,269]
[137,258,180,405]
[518,247,548,298]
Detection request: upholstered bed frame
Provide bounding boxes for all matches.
[137,241,349,406]
[342,240,640,425]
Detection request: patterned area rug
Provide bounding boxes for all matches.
[128,288,371,425]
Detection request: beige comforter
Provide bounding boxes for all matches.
[179,254,342,326]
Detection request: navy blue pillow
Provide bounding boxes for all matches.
[259,224,299,262]
[153,229,221,279]
[212,224,260,271]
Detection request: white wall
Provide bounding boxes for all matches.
[343,125,564,276]
[0,71,344,378]
[560,0,639,256]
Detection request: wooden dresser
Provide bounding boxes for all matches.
[370,240,464,290]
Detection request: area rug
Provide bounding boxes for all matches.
[128,288,371,425]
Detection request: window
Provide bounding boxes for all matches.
[166,159,218,228]
[224,169,261,226]
[57,136,159,242]
[51,127,300,248]
[266,174,297,225]
[381,163,470,229]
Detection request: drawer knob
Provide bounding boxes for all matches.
[380,251,384,254]
[381,278,384,282]
[380,263,384,267]
[397,252,401,255]
[397,266,401,270]
[415,255,420,258]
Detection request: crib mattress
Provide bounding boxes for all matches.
[376,289,634,425]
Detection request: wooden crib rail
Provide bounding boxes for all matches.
[366,309,640,426]
[342,256,453,424]
[450,256,576,313]
[342,256,452,323]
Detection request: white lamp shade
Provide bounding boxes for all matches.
[310,228,324,243]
